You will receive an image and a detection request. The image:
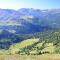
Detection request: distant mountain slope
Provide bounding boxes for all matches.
[0,8,60,34]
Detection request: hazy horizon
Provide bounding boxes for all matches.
[0,0,60,10]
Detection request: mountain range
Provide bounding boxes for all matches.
[0,8,60,49]
[0,8,60,33]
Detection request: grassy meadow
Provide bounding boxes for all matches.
[0,31,60,60]
[0,54,60,60]
[0,38,59,60]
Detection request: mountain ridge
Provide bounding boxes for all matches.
[0,8,60,34]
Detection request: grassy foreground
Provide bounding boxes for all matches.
[0,54,60,60]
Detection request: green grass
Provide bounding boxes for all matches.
[9,38,39,54]
[0,38,56,55]
[41,43,55,53]
[8,38,56,54]
[10,38,39,49]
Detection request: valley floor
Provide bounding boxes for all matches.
[0,54,60,60]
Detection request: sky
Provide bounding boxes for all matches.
[0,0,60,10]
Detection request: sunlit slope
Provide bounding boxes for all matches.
[10,38,39,49]
[9,38,39,54]
[9,38,55,55]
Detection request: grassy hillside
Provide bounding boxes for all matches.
[9,38,39,54]
[8,38,56,55]
[0,30,60,55]
[0,38,55,55]
[8,29,60,55]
